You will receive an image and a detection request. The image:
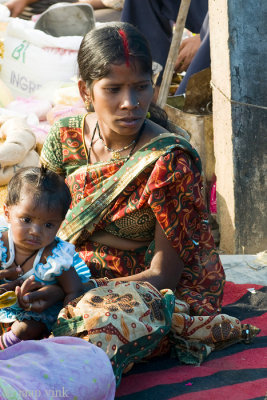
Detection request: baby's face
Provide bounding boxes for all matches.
[4,192,63,253]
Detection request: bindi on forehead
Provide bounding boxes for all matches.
[118,29,130,68]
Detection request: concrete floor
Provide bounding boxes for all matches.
[221,254,267,285]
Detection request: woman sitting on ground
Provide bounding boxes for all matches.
[16,22,257,376]
[41,21,222,313]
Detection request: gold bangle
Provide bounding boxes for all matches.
[95,277,109,287]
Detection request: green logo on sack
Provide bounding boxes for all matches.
[11,40,30,63]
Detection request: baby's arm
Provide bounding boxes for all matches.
[57,267,84,306]
[0,230,24,282]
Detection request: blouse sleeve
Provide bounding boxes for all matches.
[146,149,210,264]
[40,121,65,176]
[34,239,75,283]
[34,239,90,284]
[0,229,8,265]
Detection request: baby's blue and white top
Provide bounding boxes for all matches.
[0,226,90,330]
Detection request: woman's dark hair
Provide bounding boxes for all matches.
[78,22,169,129]
[6,166,72,219]
[78,22,152,87]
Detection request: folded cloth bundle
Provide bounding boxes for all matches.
[0,117,39,185]
[53,281,174,386]
[52,280,260,387]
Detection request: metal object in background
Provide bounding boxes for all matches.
[35,3,95,37]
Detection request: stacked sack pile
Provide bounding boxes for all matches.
[0,15,89,201]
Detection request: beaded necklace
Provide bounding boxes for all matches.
[81,121,145,199]
[97,122,136,160]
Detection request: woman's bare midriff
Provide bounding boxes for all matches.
[90,230,151,251]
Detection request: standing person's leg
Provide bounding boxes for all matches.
[176,13,210,94]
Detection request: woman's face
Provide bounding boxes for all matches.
[79,61,154,138]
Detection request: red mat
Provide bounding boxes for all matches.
[116,282,267,399]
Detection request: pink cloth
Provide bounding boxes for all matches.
[210,180,217,214]
[0,337,115,399]
[7,97,52,121]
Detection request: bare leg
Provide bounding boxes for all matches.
[11,319,47,340]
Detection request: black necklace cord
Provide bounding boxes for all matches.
[14,249,39,277]
[81,123,97,199]
[81,120,146,199]
[97,122,136,155]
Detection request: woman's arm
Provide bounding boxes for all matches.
[0,265,24,282]
[57,267,84,305]
[113,221,184,291]
[40,121,65,176]
[90,231,151,251]
[114,149,202,291]
[0,277,24,293]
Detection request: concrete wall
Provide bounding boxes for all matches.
[209,0,267,253]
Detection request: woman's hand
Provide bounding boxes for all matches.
[0,278,24,293]
[0,265,23,282]
[15,276,64,313]
[57,267,84,306]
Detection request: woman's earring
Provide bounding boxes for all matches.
[84,97,91,112]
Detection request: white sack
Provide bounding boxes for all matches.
[0,19,83,98]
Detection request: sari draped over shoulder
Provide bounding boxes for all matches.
[41,114,224,316]
[42,116,259,378]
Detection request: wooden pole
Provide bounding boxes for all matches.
[157,0,191,108]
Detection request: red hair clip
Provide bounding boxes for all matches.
[118,29,130,67]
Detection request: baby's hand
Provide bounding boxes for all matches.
[0,266,23,281]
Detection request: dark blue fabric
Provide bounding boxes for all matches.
[121,0,208,73]
[176,12,210,94]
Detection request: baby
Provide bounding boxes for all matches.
[0,166,90,349]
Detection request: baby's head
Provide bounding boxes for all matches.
[6,166,71,220]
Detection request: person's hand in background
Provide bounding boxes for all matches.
[175,34,201,73]
[4,0,34,17]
